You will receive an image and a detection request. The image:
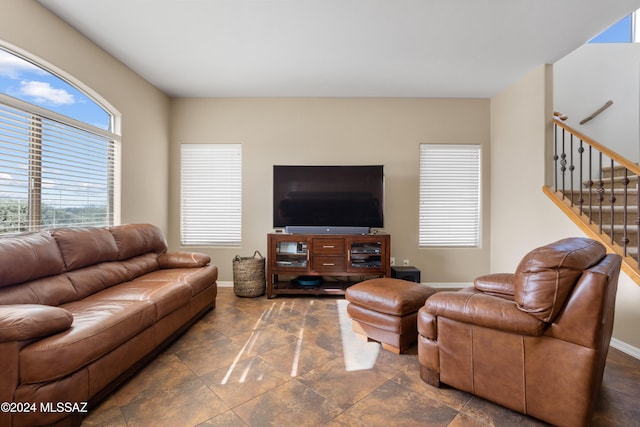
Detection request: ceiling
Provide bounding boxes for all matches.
[38,0,640,98]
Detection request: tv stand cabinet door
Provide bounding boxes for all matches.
[347,235,390,276]
[267,234,311,298]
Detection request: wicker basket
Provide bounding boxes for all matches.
[233,251,266,297]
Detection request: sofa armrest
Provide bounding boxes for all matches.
[158,251,210,268]
[474,273,516,300]
[425,290,546,336]
[0,305,73,343]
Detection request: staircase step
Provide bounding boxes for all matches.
[582,174,639,189]
[601,164,640,179]
[581,205,639,224]
[567,188,640,206]
[592,224,639,248]
[560,184,640,262]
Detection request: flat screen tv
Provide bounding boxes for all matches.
[273,165,384,234]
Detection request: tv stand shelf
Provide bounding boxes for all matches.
[266,233,390,298]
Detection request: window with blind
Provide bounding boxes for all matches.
[0,49,117,235]
[181,143,242,246]
[419,144,481,247]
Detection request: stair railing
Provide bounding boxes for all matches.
[550,113,640,269]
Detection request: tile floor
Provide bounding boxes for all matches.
[83,287,640,427]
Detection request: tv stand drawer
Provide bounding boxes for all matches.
[312,238,345,255]
[312,256,346,272]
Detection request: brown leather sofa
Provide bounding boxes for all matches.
[0,224,218,427]
[417,238,621,427]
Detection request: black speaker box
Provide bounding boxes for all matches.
[391,266,421,283]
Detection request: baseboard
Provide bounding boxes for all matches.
[219,281,470,290]
[610,338,640,360]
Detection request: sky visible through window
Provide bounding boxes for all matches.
[590,13,635,43]
[0,49,114,231]
[0,49,109,129]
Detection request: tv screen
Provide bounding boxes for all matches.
[273,165,384,229]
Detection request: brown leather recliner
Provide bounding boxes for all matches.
[417,238,622,427]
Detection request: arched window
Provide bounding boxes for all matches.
[0,47,120,235]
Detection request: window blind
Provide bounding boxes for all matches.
[0,98,117,235]
[419,144,481,247]
[181,143,242,246]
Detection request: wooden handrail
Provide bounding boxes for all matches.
[553,116,640,176]
[579,100,613,125]
[553,111,568,121]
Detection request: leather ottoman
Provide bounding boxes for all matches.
[345,278,437,354]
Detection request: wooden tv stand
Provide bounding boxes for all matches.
[266,232,390,298]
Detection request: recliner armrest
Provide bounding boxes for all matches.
[425,290,546,336]
[474,273,516,300]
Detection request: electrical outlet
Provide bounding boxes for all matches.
[390,257,396,266]
[403,259,409,266]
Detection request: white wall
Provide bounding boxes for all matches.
[490,65,573,270]
[554,43,640,161]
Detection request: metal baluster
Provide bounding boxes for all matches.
[561,130,567,197]
[622,168,629,257]
[578,141,584,215]
[588,146,594,224]
[597,152,604,234]
[609,158,616,244]
[553,123,559,192]
[569,134,575,205]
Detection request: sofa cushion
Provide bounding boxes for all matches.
[0,232,65,287]
[20,299,155,384]
[119,253,161,279]
[0,305,72,343]
[65,262,132,300]
[109,224,167,260]
[0,274,78,306]
[84,279,192,320]
[51,227,119,270]
[138,266,219,297]
[514,238,606,322]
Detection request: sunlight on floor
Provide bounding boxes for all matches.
[220,304,272,385]
[336,299,380,371]
[290,300,313,377]
[291,325,304,377]
[221,298,380,384]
